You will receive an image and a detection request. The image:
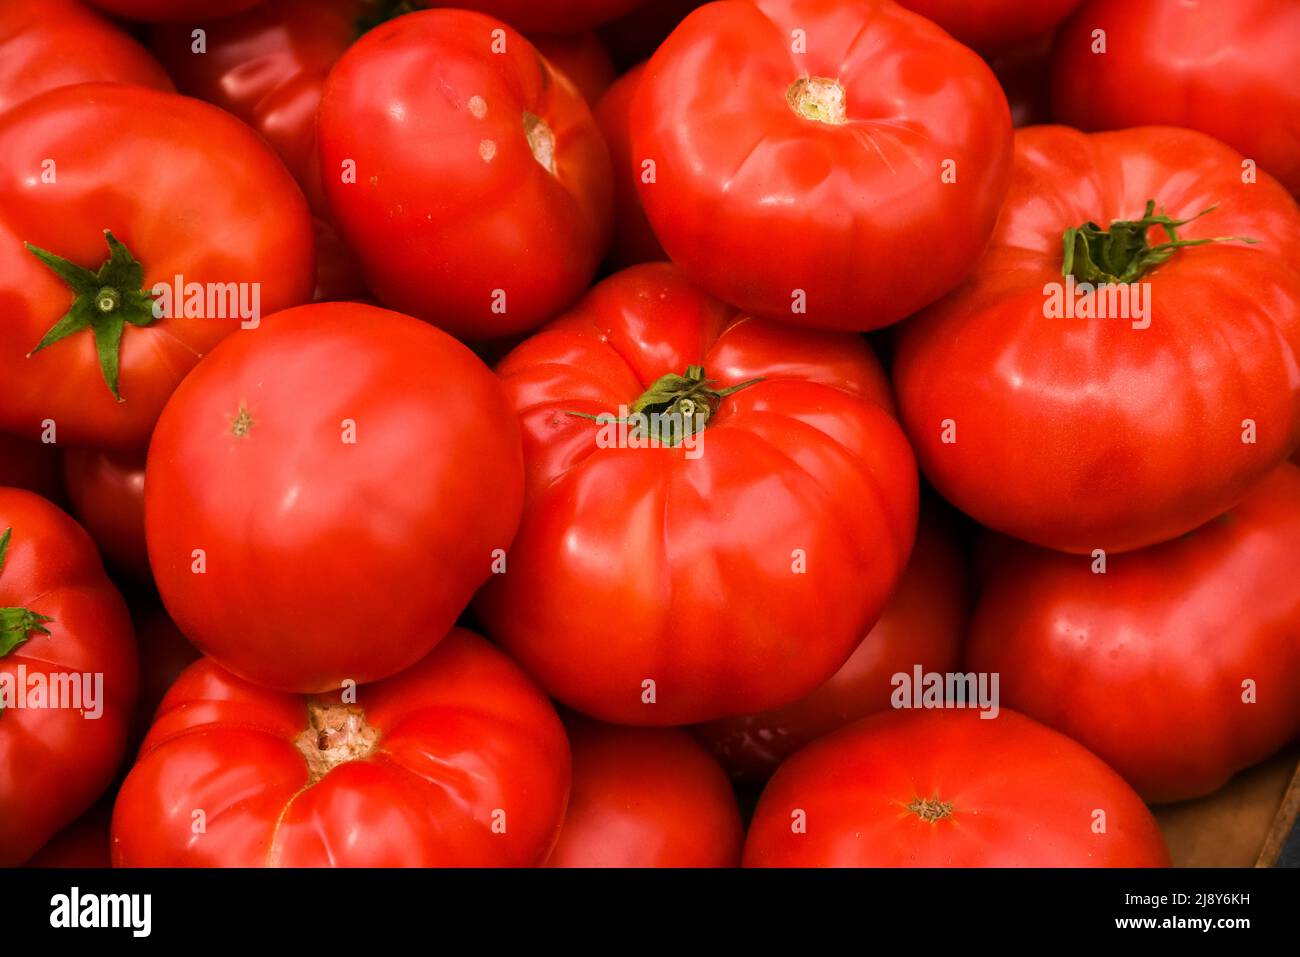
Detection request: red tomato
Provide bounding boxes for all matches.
[0,488,137,866]
[318,10,613,341]
[0,0,172,115]
[594,63,666,268]
[895,125,1300,553]
[967,464,1300,804]
[0,433,63,503]
[63,450,148,583]
[744,709,1170,867]
[24,800,112,868]
[150,0,364,215]
[695,506,969,782]
[530,31,616,105]
[894,0,1082,54]
[632,0,1012,331]
[1051,0,1300,195]
[477,263,918,725]
[435,0,643,33]
[546,719,743,867]
[112,629,570,866]
[0,84,315,454]
[85,0,263,19]
[146,302,524,693]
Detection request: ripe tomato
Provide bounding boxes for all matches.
[530,31,616,106]
[632,0,1012,331]
[318,10,613,341]
[0,0,172,115]
[0,83,315,454]
[146,302,524,693]
[63,450,148,583]
[895,125,1300,553]
[85,0,263,20]
[439,0,643,33]
[112,629,570,867]
[695,506,969,782]
[594,63,666,268]
[0,433,63,503]
[967,464,1300,804]
[1051,0,1300,195]
[0,488,137,866]
[24,800,112,868]
[546,719,743,867]
[894,0,1082,54]
[744,710,1170,867]
[477,263,918,725]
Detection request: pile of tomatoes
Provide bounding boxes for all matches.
[2,0,1298,870]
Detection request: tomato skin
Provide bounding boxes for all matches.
[895,125,1300,553]
[146,302,524,693]
[632,0,1012,331]
[477,263,918,725]
[112,629,570,867]
[0,83,315,454]
[0,0,173,115]
[0,433,64,503]
[1051,0,1300,195]
[318,10,613,341]
[546,719,743,867]
[438,0,643,33]
[63,450,148,583]
[895,0,1082,54]
[0,489,138,866]
[967,464,1300,804]
[530,31,616,105]
[744,709,1170,867]
[85,0,263,20]
[594,63,666,268]
[695,506,969,782]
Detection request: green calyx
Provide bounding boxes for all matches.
[568,365,764,446]
[0,528,54,660]
[26,231,159,401]
[1061,200,1258,284]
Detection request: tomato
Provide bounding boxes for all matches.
[744,709,1170,867]
[0,433,63,503]
[318,10,613,341]
[695,505,969,782]
[435,0,643,33]
[112,628,570,867]
[85,0,264,20]
[150,0,364,216]
[546,719,743,867]
[967,464,1300,804]
[0,0,172,116]
[894,0,1082,54]
[594,63,666,268]
[477,263,917,725]
[530,31,616,105]
[631,0,1012,331]
[1051,0,1300,195]
[146,301,524,693]
[63,450,148,583]
[23,800,112,868]
[0,84,315,454]
[894,125,1300,553]
[0,488,137,866]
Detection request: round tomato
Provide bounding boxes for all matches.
[436,0,643,33]
[631,0,1012,331]
[695,505,969,782]
[63,450,147,583]
[24,800,111,868]
[318,9,613,341]
[146,302,524,693]
[0,433,63,503]
[895,0,1082,54]
[0,0,172,116]
[967,463,1300,804]
[530,31,616,105]
[546,719,743,868]
[594,63,666,268]
[85,0,263,20]
[0,83,314,454]
[895,125,1300,553]
[112,628,569,866]
[0,488,137,866]
[477,263,917,725]
[1051,0,1300,195]
[745,709,1170,867]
